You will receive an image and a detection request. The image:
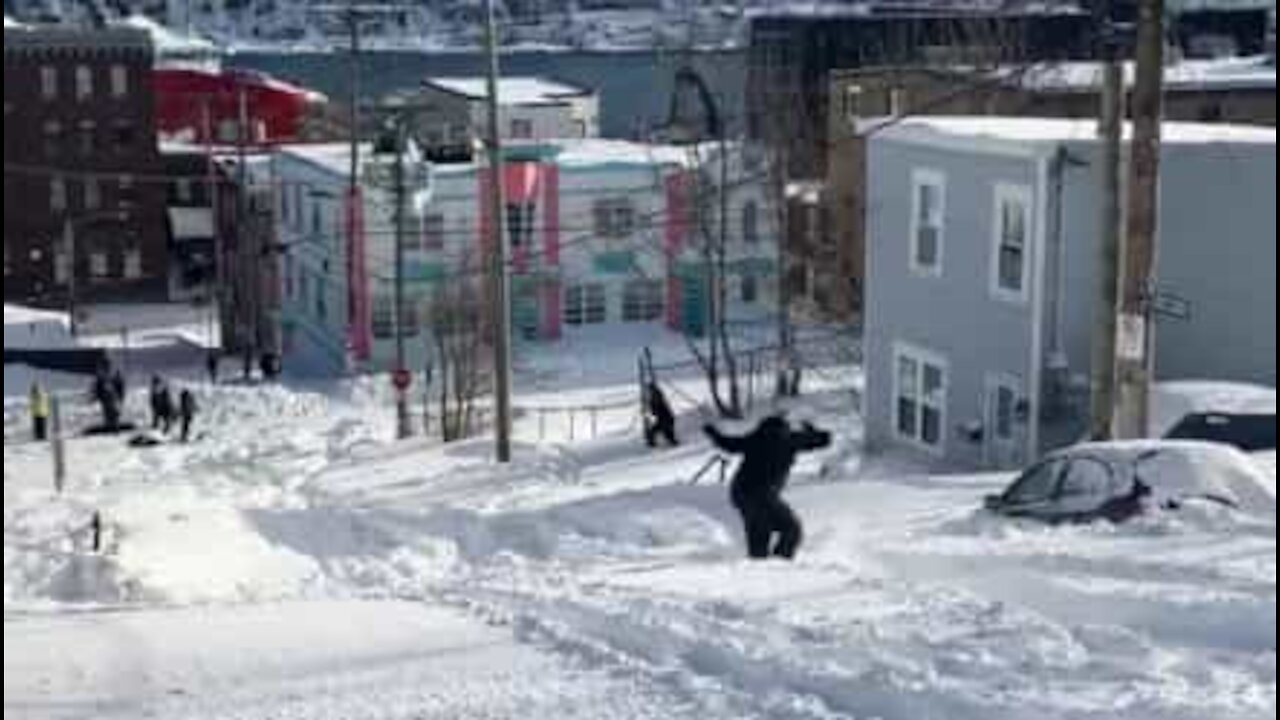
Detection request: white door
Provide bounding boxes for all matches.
[985,375,1026,469]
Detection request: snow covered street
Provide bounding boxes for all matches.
[5,370,1276,719]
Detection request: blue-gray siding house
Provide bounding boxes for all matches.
[864,117,1276,471]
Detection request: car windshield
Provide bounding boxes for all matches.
[1005,459,1065,505]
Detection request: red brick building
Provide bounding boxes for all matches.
[4,24,168,307]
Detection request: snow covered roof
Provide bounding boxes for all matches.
[4,15,24,29]
[873,116,1276,156]
[281,139,694,179]
[1021,57,1275,93]
[425,77,594,105]
[5,304,70,328]
[1154,381,1277,438]
[112,15,218,56]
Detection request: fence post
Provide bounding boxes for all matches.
[51,396,66,495]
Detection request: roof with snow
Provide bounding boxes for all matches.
[1022,56,1275,93]
[4,15,24,29]
[281,139,695,179]
[873,116,1276,154]
[111,15,218,56]
[424,77,594,105]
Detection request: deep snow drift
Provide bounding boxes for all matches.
[5,362,1275,719]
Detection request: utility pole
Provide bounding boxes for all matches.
[1116,0,1166,439]
[203,99,224,352]
[392,116,413,440]
[236,85,254,370]
[1090,0,1126,441]
[483,0,514,463]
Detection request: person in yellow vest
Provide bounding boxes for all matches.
[30,383,51,442]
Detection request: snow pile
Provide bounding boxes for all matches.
[4,304,75,350]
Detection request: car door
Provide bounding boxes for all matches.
[1051,457,1123,521]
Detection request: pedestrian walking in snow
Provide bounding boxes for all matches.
[206,351,220,385]
[179,389,198,443]
[644,383,680,448]
[91,369,121,431]
[705,416,832,561]
[111,369,126,405]
[150,377,175,434]
[30,383,51,442]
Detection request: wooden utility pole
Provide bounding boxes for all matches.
[1090,2,1126,441]
[484,0,514,463]
[392,117,413,440]
[1116,0,1166,439]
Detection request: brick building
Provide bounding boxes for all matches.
[3,24,168,308]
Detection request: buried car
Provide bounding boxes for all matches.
[985,441,1276,524]
[1154,382,1276,452]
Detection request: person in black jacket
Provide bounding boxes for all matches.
[178,389,198,443]
[644,383,679,448]
[705,415,832,560]
[150,377,175,434]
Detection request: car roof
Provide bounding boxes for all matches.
[1153,382,1277,437]
[1049,441,1276,516]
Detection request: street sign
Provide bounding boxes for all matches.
[1152,291,1192,322]
[393,369,413,391]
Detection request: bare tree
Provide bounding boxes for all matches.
[428,253,490,443]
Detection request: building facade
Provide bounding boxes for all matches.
[863,117,1275,471]
[273,140,777,377]
[392,77,600,162]
[4,24,169,307]
[822,57,1276,321]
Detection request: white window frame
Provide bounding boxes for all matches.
[742,199,760,245]
[110,65,128,99]
[510,118,534,140]
[40,66,58,101]
[89,250,110,281]
[565,283,607,326]
[593,198,636,240]
[990,182,1034,304]
[123,247,143,280]
[908,169,946,278]
[892,342,949,455]
[75,65,93,102]
[622,279,664,323]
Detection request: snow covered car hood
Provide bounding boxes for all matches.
[1113,441,1276,517]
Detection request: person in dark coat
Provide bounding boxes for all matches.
[150,377,175,433]
[644,383,679,448]
[705,415,832,561]
[110,370,126,406]
[92,370,120,430]
[206,351,220,385]
[178,389,198,443]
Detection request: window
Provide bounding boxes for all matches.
[43,121,62,158]
[421,213,445,252]
[50,178,67,213]
[175,179,194,204]
[84,179,101,211]
[1058,459,1118,501]
[372,295,394,339]
[574,119,588,139]
[401,297,421,338]
[510,118,534,139]
[894,344,947,451]
[119,175,136,203]
[40,66,58,101]
[311,201,323,238]
[742,200,760,245]
[741,274,759,304]
[78,121,96,156]
[315,277,327,321]
[75,65,93,102]
[565,283,607,326]
[113,122,136,152]
[506,203,536,250]
[909,170,945,276]
[1005,459,1065,506]
[842,84,865,122]
[123,248,142,280]
[54,246,71,285]
[110,65,128,98]
[623,280,663,322]
[89,250,109,280]
[992,184,1034,302]
[994,383,1018,441]
[594,198,636,239]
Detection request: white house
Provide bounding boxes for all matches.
[273,139,778,377]
[863,116,1276,471]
